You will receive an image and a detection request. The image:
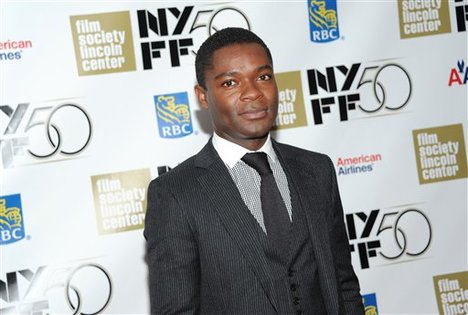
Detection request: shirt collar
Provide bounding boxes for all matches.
[212,132,277,168]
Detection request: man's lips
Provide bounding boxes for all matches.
[239,108,268,120]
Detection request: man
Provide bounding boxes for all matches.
[144,27,364,315]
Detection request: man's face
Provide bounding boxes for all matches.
[195,43,278,149]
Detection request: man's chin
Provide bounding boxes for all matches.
[242,131,271,141]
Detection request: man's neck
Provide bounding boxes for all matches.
[214,133,269,151]
[212,132,275,168]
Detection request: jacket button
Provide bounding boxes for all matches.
[293,297,301,305]
[290,283,297,291]
[288,269,295,277]
[296,311,303,315]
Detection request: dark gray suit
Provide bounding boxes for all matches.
[144,139,364,314]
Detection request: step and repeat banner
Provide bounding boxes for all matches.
[1,1,467,314]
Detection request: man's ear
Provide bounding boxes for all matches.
[194,84,209,110]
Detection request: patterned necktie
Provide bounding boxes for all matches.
[242,152,290,260]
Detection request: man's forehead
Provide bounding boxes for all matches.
[206,43,271,70]
[210,42,268,59]
[212,64,273,81]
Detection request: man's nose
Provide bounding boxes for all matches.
[240,81,262,101]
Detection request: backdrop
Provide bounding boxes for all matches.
[1,1,467,314]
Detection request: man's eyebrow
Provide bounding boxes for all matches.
[257,64,273,72]
[214,71,239,80]
[213,64,273,81]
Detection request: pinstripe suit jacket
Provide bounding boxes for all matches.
[144,139,364,315]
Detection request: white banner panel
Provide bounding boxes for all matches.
[1,1,467,314]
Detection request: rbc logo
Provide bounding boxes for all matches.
[308,0,340,43]
[154,92,193,138]
[0,194,25,245]
[362,293,379,315]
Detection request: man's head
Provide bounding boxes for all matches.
[194,28,278,150]
[195,27,273,89]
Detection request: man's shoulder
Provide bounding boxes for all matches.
[152,154,197,185]
[149,140,214,188]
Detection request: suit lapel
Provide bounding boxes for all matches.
[195,140,279,313]
[274,142,340,315]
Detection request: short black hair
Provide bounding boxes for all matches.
[195,27,273,88]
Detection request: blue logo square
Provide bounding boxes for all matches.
[154,92,193,139]
[0,194,25,245]
[308,0,340,43]
[363,293,379,315]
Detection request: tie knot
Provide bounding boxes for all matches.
[242,152,272,175]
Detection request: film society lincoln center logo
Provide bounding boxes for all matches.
[433,271,468,315]
[397,0,451,39]
[273,71,307,130]
[91,168,151,235]
[0,194,25,245]
[70,11,136,76]
[412,124,467,184]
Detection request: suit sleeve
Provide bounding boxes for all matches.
[144,179,200,315]
[326,156,365,315]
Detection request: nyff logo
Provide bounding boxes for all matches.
[307,0,340,43]
[137,5,250,69]
[0,100,92,168]
[307,61,412,124]
[346,206,431,269]
[0,194,25,245]
[0,262,112,314]
[454,0,468,32]
[138,6,194,68]
[154,92,193,138]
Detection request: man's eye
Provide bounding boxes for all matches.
[222,80,236,87]
[258,74,271,81]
